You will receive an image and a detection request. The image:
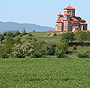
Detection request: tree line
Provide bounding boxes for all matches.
[0,30,90,58]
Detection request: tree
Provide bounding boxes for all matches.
[53,32,57,36]
[45,42,56,55]
[86,31,90,41]
[13,29,21,36]
[15,37,21,44]
[21,28,26,35]
[0,32,2,57]
[55,40,68,58]
[2,36,15,54]
[6,30,14,37]
[61,32,75,42]
[0,33,5,43]
[74,30,87,43]
[12,43,33,58]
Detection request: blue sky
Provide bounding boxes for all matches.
[0,0,90,29]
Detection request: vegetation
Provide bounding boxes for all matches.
[55,40,68,58]
[74,30,90,43]
[61,32,75,42]
[77,51,90,58]
[0,30,90,87]
[1,30,90,58]
[0,58,90,88]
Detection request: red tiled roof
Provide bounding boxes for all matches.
[82,19,86,22]
[71,18,79,21]
[57,14,63,16]
[79,22,88,25]
[64,13,70,15]
[56,19,63,23]
[63,19,70,21]
[64,6,75,10]
[60,17,65,20]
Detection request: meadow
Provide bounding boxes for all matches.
[0,58,90,88]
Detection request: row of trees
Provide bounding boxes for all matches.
[61,30,90,43]
[2,28,26,38]
[1,30,90,58]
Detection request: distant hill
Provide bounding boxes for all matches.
[0,21,55,33]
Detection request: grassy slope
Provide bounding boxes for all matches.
[19,31,62,43]
[2,31,90,58]
[0,58,90,88]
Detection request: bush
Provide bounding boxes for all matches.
[2,36,15,54]
[19,34,22,37]
[61,32,74,42]
[21,28,26,35]
[56,52,67,58]
[16,54,25,58]
[53,32,57,36]
[12,43,33,58]
[55,40,68,58]
[28,33,32,36]
[46,43,56,55]
[73,46,77,50]
[1,53,9,58]
[31,51,43,58]
[77,51,89,58]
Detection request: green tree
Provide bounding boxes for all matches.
[6,30,14,37]
[0,33,5,43]
[12,43,33,58]
[2,36,15,54]
[21,28,26,35]
[61,32,74,42]
[13,29,21,36]
[87,31,90,41]
[55,40,68,58]
[53,32,57,36]
[15,37,21,44]
[45,42,56,55]
[74,30,87,43]
[0,32,1,57]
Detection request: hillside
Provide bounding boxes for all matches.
[0,21,55,32]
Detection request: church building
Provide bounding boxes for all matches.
[56,5,88,32]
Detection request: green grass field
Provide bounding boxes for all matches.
[0,58,90,88]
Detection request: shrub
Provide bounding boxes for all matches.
[61,32,74,42]
[1,53,9,58]
[33,37,37,41]
[46,43,56,55]
[53,32,57,36]
[55,40,68,58]
[56,52,67,58]
[19,34,22,37]
[28,33,32,36]
[31,41,46,53]
[3,32,7,36]
[16,54,25,58]
[31,51,43,58]
[21,28,26,35]
[6,31,14,38]
[73,46,77,50]
[12,43,33,58]
[77,51,89,58]
[74,30,88,43]
[2,36,15,54]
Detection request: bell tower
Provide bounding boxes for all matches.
[64,5,75,16]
